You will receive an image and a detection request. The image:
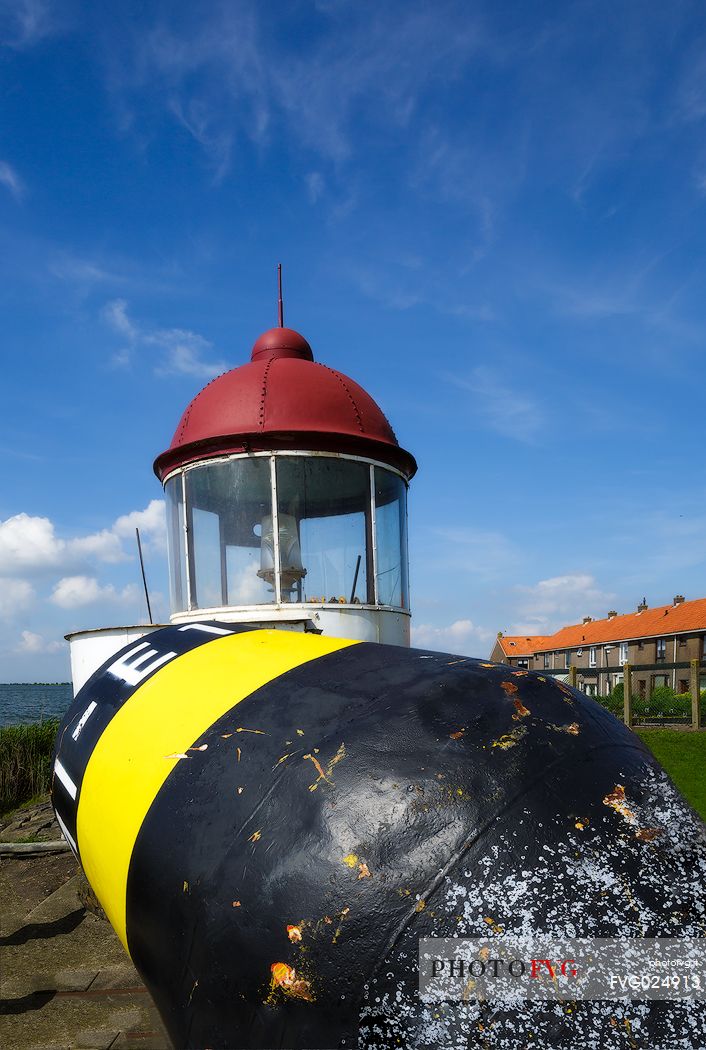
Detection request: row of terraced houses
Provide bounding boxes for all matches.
[491,595,706,697]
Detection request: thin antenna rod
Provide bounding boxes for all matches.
[277,263,284,327]
[135,527,153,624]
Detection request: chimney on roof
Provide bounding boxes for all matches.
[673,594,685,606]
[497,631,503,638]
[607,610,617,619]
[582,616,593,624]
[637,597,648,612]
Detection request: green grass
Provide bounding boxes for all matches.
[635,729,706,822]
[0,719,59,815]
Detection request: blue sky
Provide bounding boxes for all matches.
[1,0,705,680]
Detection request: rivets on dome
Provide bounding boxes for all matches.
[322,365,365,434]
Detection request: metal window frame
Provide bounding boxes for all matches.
[182,471,193,611]
[269,454,283,606]
[370,462,409,610]
[163,448,409,485]
[169,450,410,615]
[164,474,186,612]
[369,464,379,605]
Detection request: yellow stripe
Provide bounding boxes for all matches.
[76,629,358,950]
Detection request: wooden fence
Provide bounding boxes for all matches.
[568,659,704,730]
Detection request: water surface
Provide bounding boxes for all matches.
[0,683,73,726]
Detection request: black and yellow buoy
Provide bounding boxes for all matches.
[53,622,706,1049]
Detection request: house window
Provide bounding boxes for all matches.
[638,679,646,698]
[565,651,571,669]
[589,647,596,667]
[652,674,669,694]
[576,648,583,656]
[517,659,528,669]
[656,638,666,661]
[619,641,628,666]
[543,653,550,669]
[678,636,686,647]
[679,679,689,694]
[638,640,644,650]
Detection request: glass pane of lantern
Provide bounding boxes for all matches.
[191,506,221,608]
[184,457,274,608]
[165,474,187,613]
[374,468,409,609]
[276,457,371,604]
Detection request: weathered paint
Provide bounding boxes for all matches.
[53,625,706,1049]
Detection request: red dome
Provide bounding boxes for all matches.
[153,328,416,480]
[250,326,313,363]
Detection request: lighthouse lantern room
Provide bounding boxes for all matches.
[153,304,417,646]
[66,285,416,694]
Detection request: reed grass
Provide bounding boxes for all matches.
[0,719,59,815]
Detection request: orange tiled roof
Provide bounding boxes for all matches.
[498,635,551,657]
[499,597,706,656]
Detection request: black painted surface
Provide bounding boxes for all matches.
[122,646,706,1049]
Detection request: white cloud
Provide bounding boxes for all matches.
[676,50,706,124]
[305,171,325,203]
[0,512,125,575]
[510,573,615,633]
[533,252,704,353]
[102,297,137,340]
[71,529,125,562]
[152,329,226,379]
[103,298,228,377]
[0,0,55,49]
[51,575,108,608]
[0,160,24,200]
[169,96,233,184]
[452,367,544,443]
[49,254,118,286]
[0,514,62,573]
[48,250,176,298]
[275,8,485,162]
[410,126,501,251]
[17,629,62,653]
[112,499,166,554]
[0,501,165,577]
[50,575,140,609]
[348,255,495,318]
[106,3,486,176]
[0,578,34,619]
[411,618,493,656]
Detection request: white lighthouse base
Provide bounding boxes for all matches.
[168,603,411,646]
[66,607,410,696]
[65,625,168,696]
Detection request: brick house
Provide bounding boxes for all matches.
[490,595,706,698]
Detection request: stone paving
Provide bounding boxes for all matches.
[0,798,170,1050]
[0,799,59,843]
